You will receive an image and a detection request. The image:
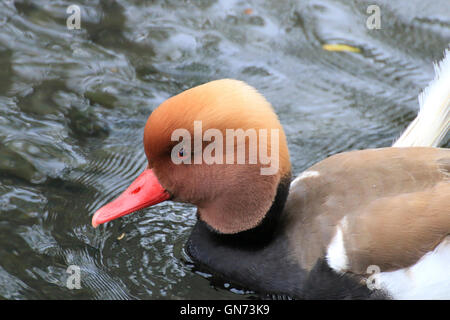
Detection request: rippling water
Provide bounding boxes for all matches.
[0,0,449,299]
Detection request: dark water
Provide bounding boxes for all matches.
[0,0,448,299]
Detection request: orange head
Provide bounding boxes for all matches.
[92,79,291,234]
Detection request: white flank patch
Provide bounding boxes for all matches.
[326,217,349,273]
[290,170,320,187]
[373,237,450,299]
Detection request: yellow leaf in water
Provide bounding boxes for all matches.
[322,44,361,53]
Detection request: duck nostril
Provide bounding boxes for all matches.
[131,186,141,194]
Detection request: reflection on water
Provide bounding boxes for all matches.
[0,0,448,299]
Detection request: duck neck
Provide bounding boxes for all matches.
[202,173,292,247]
[185,173,308,298]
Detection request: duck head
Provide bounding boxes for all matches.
[92,79,291,234]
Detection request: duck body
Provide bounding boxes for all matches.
[187,220,384,299]
[186,147,450,299]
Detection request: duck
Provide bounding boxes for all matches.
[92,50,450,300]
